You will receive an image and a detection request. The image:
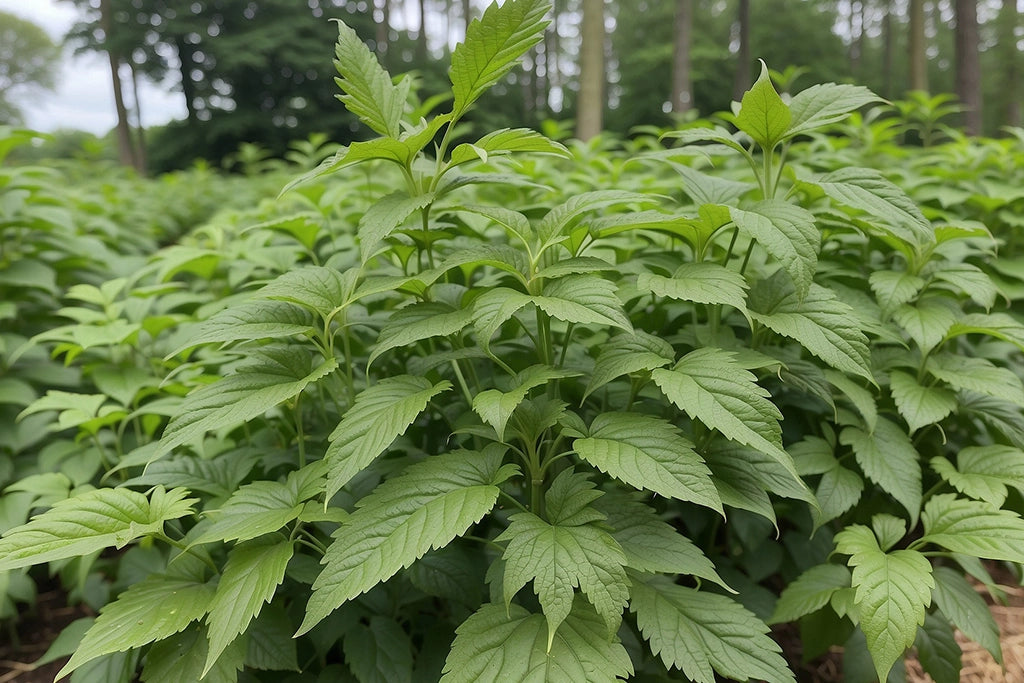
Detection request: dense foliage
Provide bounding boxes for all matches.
[4,1,1024,681]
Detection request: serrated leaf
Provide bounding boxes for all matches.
[157,349,338,458]
[915,610,962,683]
[299,448,513,634]
[735,61,791,149]
[893,297,959,352]
[325,375,452,499]
[191,481,307,547]
[869,270,926,313]
[824,369,878,432]
[497,510,629,645]
[749,275,873,382]
[786,82,881,138]
[919,493,1024,563]
[450,0,550,118]
[573,412,720,512]
[834,525,933,682]
[359,191,435,263]
[471,286,534,351]
[730,201,818,299]
[142,624,245,683]
[535,274,632,331]
[660,125,749,155]
[660,162,755,206]
[630,575,794,683]
[203,538,293,674]
[332,19,407,137]
[257,266,360,321]
[171,300,316,358]
[945,311,1024,350]
[441,599,633,682]
[815,460,865,525]
[769,564,852,624]
[931,445,1024,507]
[449,127,567,166]
[890,370,957,433]
[703,442,814,522]
[534,256,616,280]
[473,365,573,441]
[536,190,652,248]
[343,616,413,683]
[931,566,1002,664]
[932,263,997,309]
[245,603,299,671]
[57,575,216,679]
[584,331,674,399]
[637,262,749,311]
[653,348,798,481]
[0,486,196,571]
[369,302,473,368]
[927,353,1024,407]
[840,419,921,523]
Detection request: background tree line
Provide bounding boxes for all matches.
[6,0,1020,172]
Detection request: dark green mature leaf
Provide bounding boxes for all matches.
[927,354,1024,407]
[299,448,515,634]
[58,575,216,679]
[157,348,338,458]
[869,270,926,313]
[359,191,436,263]
[919,494,1024,563]
[450,0,550,118]
[325,375,452,499]
[748,275,872,382]
[573,412,720,512]
[584,331,674,399]
[471,286,534,351]
[630,575,794,683]
[730,201,818,299]
[343,616,414,683]
[945,311,1024,351]
[834,525,933,682]
[930,445,1024,507]
[786,83,881,138]
[142,624,245,683]
[536,190,652,248]
[473,365,573,441]
[735,61,791,150]
[769,564,852,624]
[637,262,749,311]
[369,302,473,368]
[915,611,962,683]
[203,538,294,674]
[893,297,959,352]
[815,460,865,525]
[931,566,1002,664]
[332,19,407,137]
[257,266,360,321]
[441,599,633,682]
[841,419,921,523]
[0,486,195,571]
[190,475,314,547]
[169,300,316,357]
[932,264,997,309]
[536,275,633,331]
[890,370,957,433]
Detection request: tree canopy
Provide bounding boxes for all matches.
[0,10,59,125]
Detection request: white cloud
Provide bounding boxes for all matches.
[0,0,184,135]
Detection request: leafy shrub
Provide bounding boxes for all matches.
[3,1,1024,681]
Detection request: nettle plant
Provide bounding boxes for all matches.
[4,1,1024,681]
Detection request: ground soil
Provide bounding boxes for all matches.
[0,580,92,683]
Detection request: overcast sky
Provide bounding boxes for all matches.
[0,0,184,134]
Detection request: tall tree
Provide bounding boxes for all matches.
[99,0,141,171]
[954,0,982,134]
[376,0,390,63]
[671,0,693,114]
[998,0,1020,128]
[417,0,429,60]
[882,0,895,98]
[909,0,928,92]
[733,0,751,100]
[577,0,604,140]
[0,10,59,125]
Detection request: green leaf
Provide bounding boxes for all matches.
[572,412,720,513]
[834,525,933,682]
[473,365,573,441]
[734,61,791,150]
[816,461,865,526]
[729,201,818,299]
[325,375,452,499]
[932,264,997,309]
[203,538,294,674]
[769,564,852,624]
[441,599,633,682]
[343,616,413,683]
[535,275,632,331]
[786,83,881,138]
[536,190,652,248]
[914,611,961,683]
[919,493,1024,563]
[157,348,338,458]
[450,0,550,118]
[945,311,1024,351]
[930,566,1002,664]
[824,369,878,432]
[583,332,674,399]
[57,575,216,679]
[869,270,926,313]
[931,445,1024,507]
[359,191,435,263]
[927,353,1024,407]
[332,19,407,137]
[893,297,959,352]
[653,348,798,481]
[630,575,795,683]
[497,509,629,645]
[190,477,311,547]
[840,419,922,523]
[748,275,873,382]
[637,262,749,311]
[369,302,473,368]
[889,370,957,433]
[299,448,514,634]
[244,603,298,671]
[471,286,534,351]
[257,266,360,321]
[0,486,196,571]
[449,127,567,166]
[142,624,245,683]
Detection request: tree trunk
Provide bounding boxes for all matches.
[417,0,428,60]
[375,0,390,62]
[175,35,199,124]
[549,0,562,112]
[909,0,928,92]
[954,0,982,135]
[128,61,147,174]
[1000,0,1020,128]
[670,0,692,114]
[462,0,472,36]
[576,0,604,140]
[733,0,750,101]
[100,0,138,170]
[882,0,894,98]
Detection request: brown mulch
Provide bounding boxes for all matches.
[0,583,92,683]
